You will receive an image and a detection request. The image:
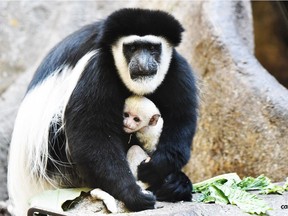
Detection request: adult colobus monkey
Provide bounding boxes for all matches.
[8,8,198,215]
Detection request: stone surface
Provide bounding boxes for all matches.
[181,0,288,183]
[27,190,288,216]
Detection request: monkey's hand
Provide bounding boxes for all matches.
[137,158,164,186]
[119,184,156,211]
[138,156,193,202]
[90,188,118,213]
[155,171,192,202]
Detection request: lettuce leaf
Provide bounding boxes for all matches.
[237,174,286,195]
[260,184,285,195]
[193,173,272,215]
[201,184,229,204]
[237,174,271,191]
[193,173,241,193]
[218,184,272,214]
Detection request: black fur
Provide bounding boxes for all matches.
[28,23,101,90]
[97,8,184,47]
[155,172,193,202]
[27,8,197,211]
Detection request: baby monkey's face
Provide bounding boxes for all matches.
[123,96,161,134]
[123,110,160,134]
[123,111,146,133]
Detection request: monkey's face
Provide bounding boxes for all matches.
[123,42,161,80]
[112,35,173,95]
[123,112,145,133]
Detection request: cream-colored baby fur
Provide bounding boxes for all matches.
[124,96,163,153]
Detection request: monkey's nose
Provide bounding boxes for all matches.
[138,63,149,72]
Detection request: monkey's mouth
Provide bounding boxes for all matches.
[123,126,135,133]
[129,60,158,81]
[130,73,156,81]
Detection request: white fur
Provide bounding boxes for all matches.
[8,51,97,215]
[112,35,173,95]
[124,96,163,153]
[136,117,163,153]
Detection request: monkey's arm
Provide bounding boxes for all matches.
[138,52,197,195]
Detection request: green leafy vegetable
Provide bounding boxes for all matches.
[218,184,272,214]
[260,184,285,195]
[202,184,229,204]
[237,175,271,191]
[237,174,286,195]
[193,173,241,193]
[193,173,273,215]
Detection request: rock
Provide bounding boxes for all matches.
[179,0,288,183]
[26,191,288,216]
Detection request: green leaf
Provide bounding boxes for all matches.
[207,185,229,204]
[193,174,273,215]
[196,189,211,202]
[29,188,91,212]
[218,184,272,215]
[237,174,271,191]
[193,173,241,193]
[260,184,285,195]
[202,195,216,203]
[238,174,287,195]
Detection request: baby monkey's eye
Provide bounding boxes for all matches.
[133,117,140,122]
[124,112,129,118]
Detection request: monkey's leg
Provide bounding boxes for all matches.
[127,145,150,190]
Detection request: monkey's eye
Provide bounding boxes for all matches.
[148,44,161,54]
[130,45,136,51]
[127,45,136,52]
[133,117,140,122]
[150,45,155,51]
[124,112,129,118]
[123,44,137,54]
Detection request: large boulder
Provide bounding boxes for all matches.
[180,1,288,183]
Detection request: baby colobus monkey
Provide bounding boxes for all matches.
[123,96,163,154]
